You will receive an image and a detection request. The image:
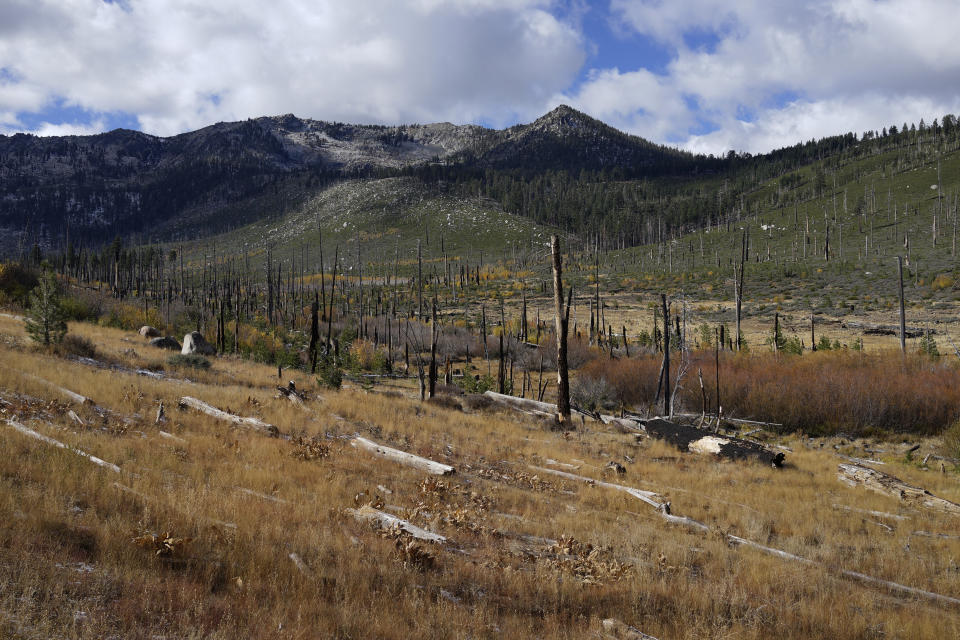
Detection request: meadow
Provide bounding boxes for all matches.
[1,312,958,639]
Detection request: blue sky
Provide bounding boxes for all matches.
[2,1,959,154]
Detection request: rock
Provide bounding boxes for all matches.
[182,332,216,356]
[149,336,182,351]
[139,325,161,338]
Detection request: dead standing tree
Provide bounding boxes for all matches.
[551,235,572,426]
[734,228,747,351]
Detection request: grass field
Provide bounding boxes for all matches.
[1,313,959,639]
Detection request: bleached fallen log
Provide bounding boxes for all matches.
[24,374,93,406]
[235,487,288,504]
[912,530,960,540]
[599,414,644,433]
[289,552,311,576]
[670,412,783,428]
[158,430,188,445]
[641,418,785,467]
[482,390,593,419]
[544,458,580,470]
[838,463,960,516]
[601,618,659,640]
[533,458,958,606]
[113,482,237,529]
[5,418,120,473]
[350,436,454,475]
[345,505,447,543]
[832,503,908,521]
[726,534,960,606]
[836,453,885,466]
[178,396,279,437]
[528,464,709,531]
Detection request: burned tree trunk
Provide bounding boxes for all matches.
[309,293,320,374]
[661,294,670,417]
[551,235,571,425]
[897,256,906,354]
[429,297,438,398]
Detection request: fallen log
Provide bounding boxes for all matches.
[843,320,928,338]
[832,503,908,521]
[276,383,306,408]
[350,436,454,475]
[601,618,659,640]
[345,505,447,543]
[158,430,188,445]
[641,418,785,467]
[235,487,288,504]
[533,459,958,607]
[289,552,312,576]
[912,530,960,540]
[178,396,279,437]
[726,534,960,606]
[24,374,94,406]
[482,390,593,419]
[5,418,120,473]
[838,463,960,516]
[528,464,708,531]
[670,412,783,429]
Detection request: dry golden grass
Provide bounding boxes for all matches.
[1,316,959,638]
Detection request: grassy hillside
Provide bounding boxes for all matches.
[1,315,959,639]
[175,177,559,277]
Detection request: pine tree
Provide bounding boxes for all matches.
[24,272,67,346]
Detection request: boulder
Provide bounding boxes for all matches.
[182,332,216,356]
[139,325,161,338]
[149,336,182,351]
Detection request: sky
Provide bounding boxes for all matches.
[1,0,959,155]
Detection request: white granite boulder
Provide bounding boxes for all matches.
[182,331,216,356]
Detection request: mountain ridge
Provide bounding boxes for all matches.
[0,104,692,251]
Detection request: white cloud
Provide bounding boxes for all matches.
[3,0,959,154]
[0,0,584,136]
[565,0,960,154]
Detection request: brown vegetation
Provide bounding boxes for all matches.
[0,315,958,639]
[582,350,960,435]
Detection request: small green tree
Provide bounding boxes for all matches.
[24,271,67,346]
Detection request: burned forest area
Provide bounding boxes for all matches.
[2,108,960,640]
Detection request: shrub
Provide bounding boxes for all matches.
[918,333,939,358]
[349,339,388,373]
[101,303,164,332]
[56,334,98,359]
[583,350,960,436]
[167,354,211,370]
[570,375,618,413]
[456,369,497,394]
[60,294,101,322]
[316,357,343,390]
[941,419,960,459]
